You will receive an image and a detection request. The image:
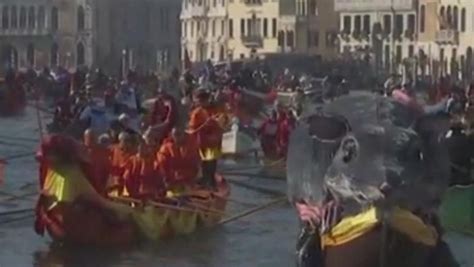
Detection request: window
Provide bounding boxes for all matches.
[384,45,390,69]
[247,18,251,36]
[28,7,35,28]
[301,0,306,15]
[272,18,277,37]
[11,6,17,28]
[396,45,402,64]
[212,20,216,36]
[191,21,194,37]
[51,6,59,31]
[183,21,187,37]
[2,6,9,29]
[343,16,351,33]
[77,42,85,66]
[447,6,452,27]
[240,19,245,36]
[395,14,403,36]
[383,14,391,34]
[408,45,414,57]
[19,7,27,29]
[408,14,415,33]
[453,6,459,30]
[452,48,457,61]
[27,43,35,66]
[287,30,294,47]
[278,31,284,47]
[77,5,85,31]
[213,0,217,7]
[354,15,361,32]
[263,18,268,37]
[229,19,233,37]
[440,6,445,29]
[363,15,370,34]
[221,20,224,36]
[51,43,59,66]
[38,6,45,29]
[420,5,425,33]
[308,0,317,15]
[461,8,466,32]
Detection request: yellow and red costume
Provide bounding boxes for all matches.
[156,136,201,190]
[123,153,164,199]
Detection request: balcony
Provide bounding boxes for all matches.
[244,0,262,6]
[241,35,263,48]
[335,0,415,12]
[435,29,459,45]
[0,27,51,36]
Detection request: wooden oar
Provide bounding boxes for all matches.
[112,196,226,217]
[223,171,286,181]
[0,140,33,149]
[2,152,36,162]
[228,179,285,197]
[219,197,287,225]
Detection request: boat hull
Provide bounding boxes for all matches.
[439,185,474,237]
[41,177,230,246]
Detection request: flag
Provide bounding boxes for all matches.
[183,49,192,70]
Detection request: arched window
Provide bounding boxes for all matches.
[453,6,458,30]
[51,6,58,31]
[77,5,85,31]
[50,43,59,66]
[287,30,294,47]
[446,6,452,27]
[27,43,35,66]
[28,7,35,28]
[38,6,45,29]
[76,42,85,66]
[277,30,284,47]
[461,8,466,32]
[19,7,27,29]
[420,5,425,33]
[11,6,17,28]
[440,6,445,29]
[1,6,9,29]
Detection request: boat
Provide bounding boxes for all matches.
[439,185,474,237]
[36,137,230,246]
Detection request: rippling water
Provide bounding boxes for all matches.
[0,107,473,267]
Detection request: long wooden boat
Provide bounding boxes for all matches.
[439,185,474,237]
[37,162,230,246]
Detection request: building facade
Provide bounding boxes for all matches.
[279,0,339,59]
[335,0,418,74]
[180,0,228,63]
[0,0,181,75]
[418,0,474,81]
[227,0,280,60]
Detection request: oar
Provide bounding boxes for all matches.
[0,140,33,149]
[227,179,285,197]
[0,212,35,225]
[112,196,227,217]
[219,197,287,225]
[223,171,286,181]
[2,152,36,162]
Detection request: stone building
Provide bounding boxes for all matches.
[180,0,228,63]
[0,0,181,75]
[335,0,418,74]
[418,0,474,81]
[279,0,339,59]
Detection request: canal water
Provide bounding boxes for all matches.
[0,107,472,267]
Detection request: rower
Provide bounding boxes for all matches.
[83,129,111,195]
[188,89,224,188]
[156,127,201,195]
[109,132,136,196]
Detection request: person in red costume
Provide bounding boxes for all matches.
[188,90,224,188]
[83,129,111,195]
[149,88,178,139]
[109,132,136,195]
[277,110,296,158]
[123,142,164,199]
[156,127,201,192]
[259,111,280,159]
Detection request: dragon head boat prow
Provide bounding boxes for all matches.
[287,92,458,267]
